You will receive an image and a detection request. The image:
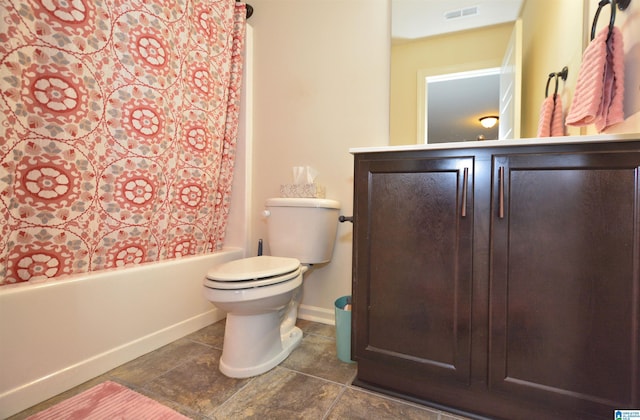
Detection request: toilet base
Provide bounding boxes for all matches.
[219,311,303,378]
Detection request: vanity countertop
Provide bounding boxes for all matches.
[350,133,640,154]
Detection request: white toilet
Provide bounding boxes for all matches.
[203,197,340,378]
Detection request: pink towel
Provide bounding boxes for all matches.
[537,95,554,137]
[566,26,624,132]
[596,26,625,131]
[551,94,565,136]
[537,94,565,137]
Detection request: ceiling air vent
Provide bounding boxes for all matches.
[444,6,479,20]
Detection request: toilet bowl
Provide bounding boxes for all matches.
[203,197,340,378]
[203,255,307,378]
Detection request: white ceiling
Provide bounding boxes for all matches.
[391,0,524,142]
[392,0,524,42]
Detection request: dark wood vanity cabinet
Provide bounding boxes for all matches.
[351,141,640,420]
[352,156,475,384]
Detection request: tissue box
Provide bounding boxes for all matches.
[280,183,326,198]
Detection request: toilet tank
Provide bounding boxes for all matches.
[264,197,340,264]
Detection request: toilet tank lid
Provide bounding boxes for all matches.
[265,197,340,209]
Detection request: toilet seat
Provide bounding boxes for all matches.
[204,256,301,290]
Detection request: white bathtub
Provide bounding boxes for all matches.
[0,248,243,418]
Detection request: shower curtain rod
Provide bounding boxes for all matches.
[237,0,254,19]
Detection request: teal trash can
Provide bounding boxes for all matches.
[334,295,354,363]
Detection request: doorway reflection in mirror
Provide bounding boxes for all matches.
[423,68,500,144]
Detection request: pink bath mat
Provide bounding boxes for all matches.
[27,381,189,420]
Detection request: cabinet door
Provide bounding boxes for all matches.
[353,155,474,384]
[490,151,640,416]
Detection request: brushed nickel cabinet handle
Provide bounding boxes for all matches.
[499,166,505,219]
[461,167,469,218]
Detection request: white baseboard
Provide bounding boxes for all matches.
[298,303,335,325]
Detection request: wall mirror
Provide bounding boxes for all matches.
[390,0,523,145]
[391,0,640,144]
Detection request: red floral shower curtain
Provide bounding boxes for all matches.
[0,0,246,285]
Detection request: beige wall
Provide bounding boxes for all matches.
[390,24,513,145]
[520,0,586,138]
[247,0,390,321]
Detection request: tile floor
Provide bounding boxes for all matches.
[10,319,473,420]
